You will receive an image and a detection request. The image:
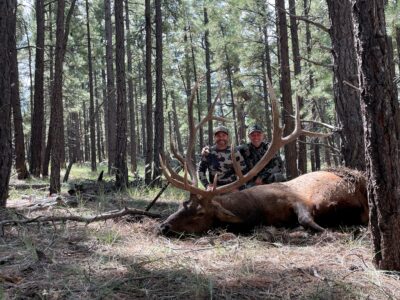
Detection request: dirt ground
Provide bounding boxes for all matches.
[1,190,400,300]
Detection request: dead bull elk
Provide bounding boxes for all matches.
[159,78,368,235]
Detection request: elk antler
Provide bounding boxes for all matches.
[160,76,331,200]
[160,77,227,197]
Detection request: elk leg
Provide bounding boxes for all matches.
[293,203,325,232]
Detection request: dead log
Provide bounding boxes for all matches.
[8,184,49,190]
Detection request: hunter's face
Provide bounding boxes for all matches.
[249,131,264,148]
[214,132,229,150]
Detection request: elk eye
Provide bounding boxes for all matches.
[197,210,206,217]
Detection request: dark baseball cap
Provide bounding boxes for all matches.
[248,124,263,135]
[214,125,229,136]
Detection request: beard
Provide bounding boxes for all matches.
[215,139,228,148]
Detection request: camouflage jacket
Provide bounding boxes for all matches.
[238,141,285,184]
[198,145,246,188]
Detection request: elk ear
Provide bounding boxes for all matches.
[211,200,242,223]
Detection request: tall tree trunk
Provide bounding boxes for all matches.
[42,2,54,177]
[50,0,66,193]
[171,93,184,154]
[396,26,400,75]
[104,0,116,174]
[49,0,76,194]
[101,65,108,156]
[184,27,196,167]
[352,0,400,271]
[141,103,147,157]
[0,0,13,206]
[67,112,80,163]
[204,7,213,145]
[83,102,90,161]
[226,62,239,145]
[30,0,45,177]
[114,0,128,188]
[144,0,153,185]
[327,0,365,170]
[261,49,272,141]
[275,0,297,179]
[21,18,33,119]
[261,2,273,141]
[134,80,140,157]
[188,25,204,150]
[311,103,321,170]
[153,0,163,184]
[125,0,137,173]
[85,0,96,171]
[304,0,316,171]
[289,0,307,174]
[10,0,28,179]
[94,72,103,162]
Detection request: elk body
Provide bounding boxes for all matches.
[159,77,368,235]
[159,169,368,235]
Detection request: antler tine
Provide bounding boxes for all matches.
[169,130,185,166]
[212,173,218,192]
[283,95,332,143]
[184,163,189,189]
[159,154,208,196]
[159,154,187,183]
[196,85,226,131]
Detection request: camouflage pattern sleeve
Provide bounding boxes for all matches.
[198,154,210,188]
[237,145,250,175]
[234,147,247,173]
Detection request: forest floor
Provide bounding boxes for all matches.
[1,166,400,299]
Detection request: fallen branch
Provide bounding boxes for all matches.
[0,207,161,233]
[9,184,49,190]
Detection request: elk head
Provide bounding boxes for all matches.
[159,77,329,235]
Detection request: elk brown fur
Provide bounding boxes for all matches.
[159,169,368,235]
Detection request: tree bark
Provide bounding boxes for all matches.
[10,0,28,179]
[67,112,80,163]
[114,0,128,189]
[327,0,365,170]
[124,0,137,173]
[275,0,297,179]
[261,1,273,141]
[225,62,239,145]
[42,2,54,177]
[153,0,164,184]
[85,0,96,171]
[104,0,116,174]
[94,73,103,162]
[188,25,204,150]
[204,7,213,145]
[396,26,400,75]
[352,0,400,271]
[49,0,76,194]
[141,103,147,157]
[30,0,45,177]
[144,0,153,185]
[289,0,307,175]
[83,102,90,161]
[0,0,13,206]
